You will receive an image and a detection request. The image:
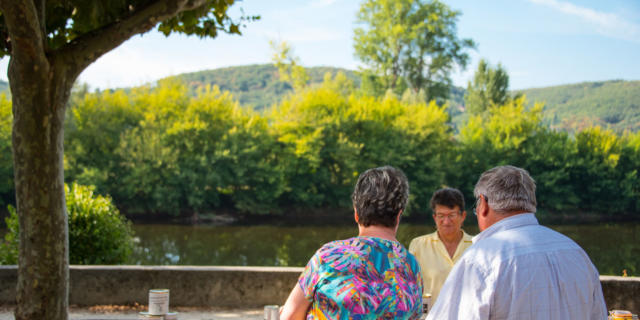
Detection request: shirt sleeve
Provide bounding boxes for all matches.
[298,248,324,301]
[426,256,492,320]
[590,270,608,320]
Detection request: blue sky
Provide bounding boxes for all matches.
[1,0,638,90]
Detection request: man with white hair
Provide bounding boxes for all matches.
[427,165,607,320]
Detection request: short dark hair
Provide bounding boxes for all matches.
[352,166,409,228]
[430,188,465,213]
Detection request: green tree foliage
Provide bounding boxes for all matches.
[353,0,475,101]
[269,73,452,213]
[64,88,145,194]
[270,40,310,91]
[465,59,511,115]
[0,205,19,264]
[1,77,639,220]
[569,127,633,214]
[0,95,13,207]
[455,95,640,216]
[65,80,285,215]
[0,183,134,265]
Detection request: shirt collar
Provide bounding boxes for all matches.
[472,213,538,244]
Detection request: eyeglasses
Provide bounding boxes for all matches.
[472,195,489,216]
[434,212,461,220]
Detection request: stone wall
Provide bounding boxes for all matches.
[0,266,303,308]
[0,266,638,313]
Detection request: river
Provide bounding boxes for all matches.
[130,222,640,276]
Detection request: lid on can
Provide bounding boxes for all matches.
[138,311,164,319]
[164,312,178,320]
[149,289,170,293]
[611,310,633,319]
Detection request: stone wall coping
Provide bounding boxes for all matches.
[1,265,635,279]
[1,265,305,272]
[600,275,640,281]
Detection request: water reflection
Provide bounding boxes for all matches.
[130,223,640,276]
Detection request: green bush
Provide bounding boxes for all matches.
[0,183,135,265]
[0,205,19,264]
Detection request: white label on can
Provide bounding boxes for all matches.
[149,289,169,315]
[264,305,279,320]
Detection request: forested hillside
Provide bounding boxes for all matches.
[519,80,640,132]
[2,65,638,133]
[164,65,639,133]
[166,64,359,110]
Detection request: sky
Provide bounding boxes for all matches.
[0,0,638,90]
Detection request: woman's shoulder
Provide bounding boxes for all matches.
[317,236,411,259]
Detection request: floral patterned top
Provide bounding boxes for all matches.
[298,236,423,320]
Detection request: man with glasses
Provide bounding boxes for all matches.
[409,188,473,306]
[427,165,607,319]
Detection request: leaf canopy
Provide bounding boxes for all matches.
[0,0,258,58]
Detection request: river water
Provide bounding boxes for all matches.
[130,222,640,276]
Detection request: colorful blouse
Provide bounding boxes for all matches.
[298,236,423,320]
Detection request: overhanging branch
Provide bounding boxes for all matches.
[54,0,209,79]
[0,0,47,65]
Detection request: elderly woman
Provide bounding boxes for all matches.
[280,166,423,320]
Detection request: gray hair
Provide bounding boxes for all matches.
[474,165,537,214]
[352,166,409,228]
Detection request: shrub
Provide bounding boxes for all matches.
[0,183,135,265]
[0,205,19,264]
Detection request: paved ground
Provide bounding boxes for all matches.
[0,306,263,320]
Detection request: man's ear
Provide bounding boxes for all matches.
[354,207,359,223]
[479,196,490,217]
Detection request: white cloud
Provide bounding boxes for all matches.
[529,0,640,43]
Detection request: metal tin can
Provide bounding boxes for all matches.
[264,305,279,320]
[610,310,633,320]
[164,311,178,320]
[422,293,432,315]
[149,289,170,315]
[138,311,164,319]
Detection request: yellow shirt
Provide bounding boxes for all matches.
[408,231,473,304]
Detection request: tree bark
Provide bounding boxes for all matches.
[0,1,70,319]
[10,61,70,320]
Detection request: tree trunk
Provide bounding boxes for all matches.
[9,51,71,320]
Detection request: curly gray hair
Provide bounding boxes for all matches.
[474,165,537,214]
[352,166,409,227]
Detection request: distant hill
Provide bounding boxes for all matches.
[517,80,640,132]
[0,80,8,96]
[3,65,638,132]
[165,64,360,110]
[166,66,639,133]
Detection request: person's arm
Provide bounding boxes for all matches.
[280,282,311,320]
[426,256,491,320]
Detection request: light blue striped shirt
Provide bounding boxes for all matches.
[427,213,607,320]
